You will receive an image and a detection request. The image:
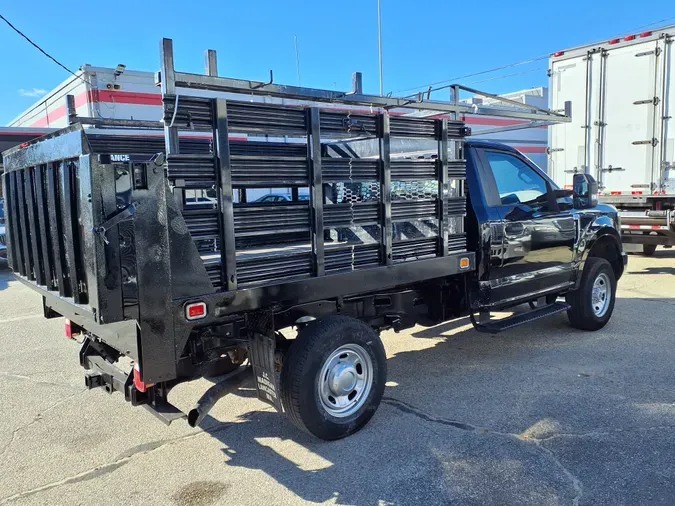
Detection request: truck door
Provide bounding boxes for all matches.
[600,39,662,194]
[476,147,576,304]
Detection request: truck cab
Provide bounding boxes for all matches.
[465,140,626,313]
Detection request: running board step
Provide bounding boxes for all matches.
[470,302,570,334]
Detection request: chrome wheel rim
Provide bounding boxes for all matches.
[317,344,373,418]
[591,272,611,317]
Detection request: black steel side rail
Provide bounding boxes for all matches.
[173,250,475,321]
[307,108,324,276]
[379,113,392,265]
[214,99,237,291]
[438,119,449,257]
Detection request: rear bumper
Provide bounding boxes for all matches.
[80,337,187,425]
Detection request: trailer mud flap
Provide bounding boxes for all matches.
[245,310,282,411]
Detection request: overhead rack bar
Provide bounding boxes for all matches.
[157,38,571,125]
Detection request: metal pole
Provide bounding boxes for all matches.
[294,35,301,87]
[377,0,383,96]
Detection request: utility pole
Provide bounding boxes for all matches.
[377,0,383,95]
[294,35,301,87]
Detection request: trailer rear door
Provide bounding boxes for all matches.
[549,52,600,189]
[600,40,662,194]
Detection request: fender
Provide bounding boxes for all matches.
[572,209,624,289]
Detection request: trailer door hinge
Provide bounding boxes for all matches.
[94,203,137,244]
[546,147,564,154]
[632,138,659,147]
[600,165,624,172]
[593,121,607,126]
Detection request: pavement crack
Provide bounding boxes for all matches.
[0,389,85,462]
[383,396,583,505]
[532,440,583,506]
[382,396,515,436]
[0,371,80,389]
[529,424,675,442]
[0,422,235,504]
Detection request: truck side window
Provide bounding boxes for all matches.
[485,151,549,206]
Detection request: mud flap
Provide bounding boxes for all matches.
[245,310,282,411]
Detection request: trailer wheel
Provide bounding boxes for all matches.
[642,244,657,256]
[566,257,616,331]
[280,315,386,440]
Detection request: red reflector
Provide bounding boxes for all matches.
[133,362,153,393]
[185,302,207,320]
[624,35,636,41]
[610,191,622,195]
[553,51,565,57]
[65,319,74,339]
[608,38,620,44]
[632,191,643,195]
[640,31,653,38]
[629,225,640,229]
[19,142,29,148]
[652,225,661,230]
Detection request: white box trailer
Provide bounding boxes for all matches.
[549,26,675,253]
[461,87,549,169]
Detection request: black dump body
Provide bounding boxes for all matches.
[1,43,474,397]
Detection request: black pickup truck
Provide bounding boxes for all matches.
[1,42,626,441]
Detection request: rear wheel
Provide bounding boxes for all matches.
[642,244,657,256]
[280,316,387,440]
[566,257,616,331]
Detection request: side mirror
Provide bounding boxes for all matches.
[573,173,598,209]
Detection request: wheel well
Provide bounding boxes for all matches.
[587,235,624,280]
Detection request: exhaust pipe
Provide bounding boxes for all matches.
[187,365,252,428]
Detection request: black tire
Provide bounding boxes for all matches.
[642,244,657,256]
[280,315,387,440]
[566,257,616,331]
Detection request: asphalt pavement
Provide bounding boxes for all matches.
[0,250,674,506]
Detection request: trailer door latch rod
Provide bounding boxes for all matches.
[94,203,137,244]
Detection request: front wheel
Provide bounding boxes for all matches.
[280,316,387,440]
[566,257,616,331]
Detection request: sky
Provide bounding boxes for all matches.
[0,0,673,125]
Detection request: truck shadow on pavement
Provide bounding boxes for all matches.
[197,299,675,505]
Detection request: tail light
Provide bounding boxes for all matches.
[552,51,565,57]
[65,319,81,339]
[185,301,207,320]
[133,362,154,393]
